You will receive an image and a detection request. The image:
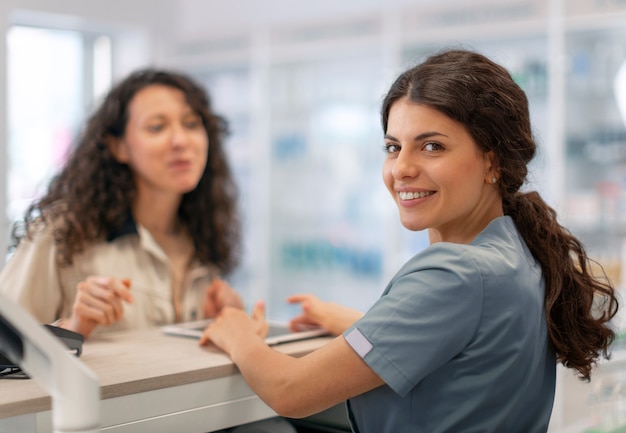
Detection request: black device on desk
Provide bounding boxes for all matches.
[0,323,84,372]
[0,292,100,432]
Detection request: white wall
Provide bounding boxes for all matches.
[175,0,465,41]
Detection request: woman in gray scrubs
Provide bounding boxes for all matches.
[201,49,619,433]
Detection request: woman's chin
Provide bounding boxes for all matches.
[399,219,428,232]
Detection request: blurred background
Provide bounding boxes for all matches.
[1,0,626,431]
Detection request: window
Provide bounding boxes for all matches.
[5,25,112,258]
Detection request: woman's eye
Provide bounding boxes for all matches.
[423,142,442,152]
[147,124,164,133]
[383,143,400,154]
[185,119,202,129]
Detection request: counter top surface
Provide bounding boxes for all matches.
[0,326,332,418]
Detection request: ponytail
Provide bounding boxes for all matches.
[505,192,618,380]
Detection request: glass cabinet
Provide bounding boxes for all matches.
[562,26,626,287]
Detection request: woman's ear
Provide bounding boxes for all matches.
[105,135,129,163]
[484,150,499,183]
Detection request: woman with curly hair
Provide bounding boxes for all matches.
[0,68,244,338]
[200,49,620,433]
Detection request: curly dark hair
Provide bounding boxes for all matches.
[12,68,241,275]
[381,48,619,381]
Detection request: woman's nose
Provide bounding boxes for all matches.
[171,123,190,148]
[392,149,419,179]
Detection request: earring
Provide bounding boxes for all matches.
[491,177,497,184]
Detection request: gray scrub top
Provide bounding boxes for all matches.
[344,216,555,433]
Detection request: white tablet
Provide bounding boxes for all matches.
[161,319,329,346]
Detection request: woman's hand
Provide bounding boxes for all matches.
[287,294,364,336]
[63,277,133,337]
[203,278,244,318]
[199,300,268,356]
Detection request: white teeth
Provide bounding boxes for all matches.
[398,191,434,200]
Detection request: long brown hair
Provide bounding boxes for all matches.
[13,68,241,275]
[382,48,619,380]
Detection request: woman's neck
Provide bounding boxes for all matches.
[132,191,182,235]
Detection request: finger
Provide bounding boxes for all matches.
[251,300,269,338]
[74,301,113,325]
[87,291,123,323]
[110,293,125,321]
[203,279,222,317]
[204,304,218,318]
[291,322,320,331]
[287,294,311,304]
[76,282,124,324]
[111,279,133,303]
[199,329,210,346]
[74,291,115,325]
[205,279,244,316]
[290,314,313,324]
[84,276,133,303]
[206,278,223,297]
[199,319,221,347]
[289,316,317,331]
[251,300,266,321]
[218,282,244,309]
[212,280,229,305]
[289,317,306,332]
[88,283,124,307]
[204,288,219,317]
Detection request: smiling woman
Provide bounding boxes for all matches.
[199,49,620,433]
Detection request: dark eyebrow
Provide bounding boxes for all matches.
[384,131,449,142]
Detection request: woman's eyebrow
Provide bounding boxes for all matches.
[384,131,448,141]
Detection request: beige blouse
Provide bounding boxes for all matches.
[0,224,218,337]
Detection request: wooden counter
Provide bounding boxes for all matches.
[0,327,332,432]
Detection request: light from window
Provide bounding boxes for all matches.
[93,35,112,102]
[7,26,83,223]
